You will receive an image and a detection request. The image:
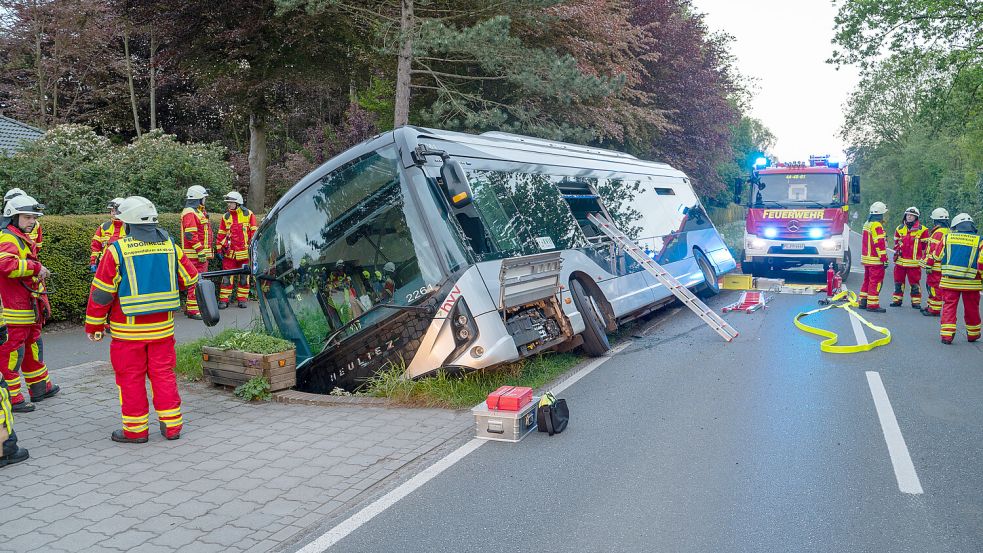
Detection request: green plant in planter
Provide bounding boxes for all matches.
[215,331,294,354]
[234,376,271,401]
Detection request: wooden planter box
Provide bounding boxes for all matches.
[201,347,296,392]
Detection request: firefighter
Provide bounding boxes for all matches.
[928,213,983,344]
[920,208,950,317]
[0,195,59,412]
[890,207,929,308]
[859,202,889,312]
[2,188,43,251]
[215,191,256,309]
[89,197,127,272]
[180,185,213,320]
[380,261,396,302]
[0,381,29,467]
[85,196,199,442]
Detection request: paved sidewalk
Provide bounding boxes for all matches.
[1,316,472,552]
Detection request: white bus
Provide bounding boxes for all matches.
[198,126,736,392]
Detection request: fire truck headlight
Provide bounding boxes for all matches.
[808,228,824,239]
[752,238,767,249]
[821,239,836,250]
[763,227,778,239]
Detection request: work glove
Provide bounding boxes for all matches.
[197,252,207,263]
[90,264,97,273]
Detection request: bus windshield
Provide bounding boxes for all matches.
[252,145,444,365]
[756,173,840,206]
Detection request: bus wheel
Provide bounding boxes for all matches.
[695,250,720,298]
[571,279,610,357]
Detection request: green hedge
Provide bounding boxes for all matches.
[38,213,226,322]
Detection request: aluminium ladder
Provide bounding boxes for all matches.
[586,212,739,342]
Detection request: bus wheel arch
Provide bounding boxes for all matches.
[693,247,720,298]
[568,276,611,356]
[568,273,616,332]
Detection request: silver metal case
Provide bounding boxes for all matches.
[472,396,539,442]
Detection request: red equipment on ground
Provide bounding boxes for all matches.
[486,386,533,411]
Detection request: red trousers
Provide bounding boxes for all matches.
[219,257,250,303]
[185,260,208,315]
[860,265,886,308]
[940,288,981,342]
[892,264,922,305]
[924,271,942,314]
[0,323,49,403]
[110,337,182,438]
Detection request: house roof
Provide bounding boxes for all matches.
[0,115,44,155]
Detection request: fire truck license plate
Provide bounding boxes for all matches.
[784,242,806,250]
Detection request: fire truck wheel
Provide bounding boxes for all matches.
[695,250,720,298]
[571,279,610,357]
[837,250,852,283]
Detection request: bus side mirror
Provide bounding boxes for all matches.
[441,159,473,209]
[732,178,744,205]
[850,175,861,203]
[196,279,220,327]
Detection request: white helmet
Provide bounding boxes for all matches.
[3,188,26,202]
[223,191,244,205]
[186,185,208,200]
[383,262,395,273]
[930,208,949,221]
[3,195,44,218]
[108,197,125,210]
[951,213,973,228]
[904,206,920,217]
[869,201,887,215]
[116,196,159,225]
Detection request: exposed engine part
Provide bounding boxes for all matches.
[505,307,564,353]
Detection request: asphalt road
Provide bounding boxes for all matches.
[287,233,982,553]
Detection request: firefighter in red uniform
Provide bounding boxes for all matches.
[0,195,59,412]
[890,206,929,308]
[215,191,257,309]
[180,185,213,320]
[859,202,889,312]
[927,213,983,344]
[89,197,126,272]
[920,208,950,316]
[0,380,29,467]
[85,196,199,442]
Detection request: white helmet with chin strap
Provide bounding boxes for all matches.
[3,188,26,203]
[930,208,949,221]
[116,196,159,225]
[186,185,208,201]
[223,191,244,205]
[3,195,44,218]
[869,201,887,215]
[951,213,973,228]
[904,206,920,217]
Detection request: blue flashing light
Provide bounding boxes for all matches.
[763,227,778,239]
[808,228,823,239]
[828,162,840,168]
[753,157,768,169]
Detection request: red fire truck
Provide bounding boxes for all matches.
[733,155,860,279]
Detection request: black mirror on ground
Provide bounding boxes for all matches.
[850,175,861,203]
[732,177,744,205]
[441,159,474,209]
[196,279,220,327]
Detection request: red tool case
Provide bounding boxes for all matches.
[486,386,533,411]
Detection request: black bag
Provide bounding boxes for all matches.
[537,393,569,436]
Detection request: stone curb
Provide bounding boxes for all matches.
[271,389,392,406]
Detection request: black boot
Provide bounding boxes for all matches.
[858,298,868,309]
[867,306,887,313]
[237,301,248,309]
[0,431,29,467]
[28,382,59,402]
[159,422,180,441]
[218,302,229,310]
[921,308,939,317]
[111,429,148,444]
[10,400,34,413]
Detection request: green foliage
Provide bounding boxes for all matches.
[0,125,234,215]
[214,330,294,354]
[174,327,286,382]
[234,376,272,401]
[362,351,581,409]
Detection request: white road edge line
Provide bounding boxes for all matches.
[865,371,923,494]
[296,341,631,552]
[848,310,869,347]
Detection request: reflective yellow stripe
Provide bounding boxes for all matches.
[1,308,35,325]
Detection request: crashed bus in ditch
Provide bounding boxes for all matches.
[196,127,737,393]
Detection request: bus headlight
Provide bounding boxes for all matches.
[451,298,478,348]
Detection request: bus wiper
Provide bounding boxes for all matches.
[322,301,435,350]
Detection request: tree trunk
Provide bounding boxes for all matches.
[123,28,142,138]
[393,0,413,127]
[149,29,157,130]
[33,4,45,124]
[247,113,269,212]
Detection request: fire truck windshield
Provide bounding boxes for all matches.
[755,173,840,207]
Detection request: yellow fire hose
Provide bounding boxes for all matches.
[793,289,891,353]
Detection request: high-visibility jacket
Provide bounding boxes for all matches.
[85,235,199,341]
[921,226,949,272]
[893,221,928,267]
[28,222,42,252]
[0,226,43,326]
[90,219,126,265]
[861,220,888,266]
[180,205,213,259]
[934,232,983,291]
[216,207,257,261]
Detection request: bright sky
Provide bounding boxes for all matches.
[691,0,859,163]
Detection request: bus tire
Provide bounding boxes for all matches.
[571,279,609,357]
[695,249,720,298]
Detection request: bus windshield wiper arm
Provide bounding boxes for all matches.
[322,301,435,350]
